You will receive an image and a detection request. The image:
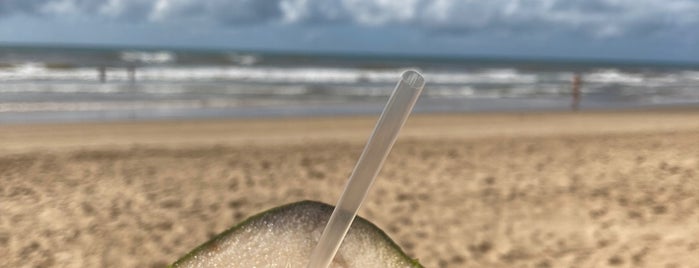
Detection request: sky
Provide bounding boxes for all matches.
[0,0,698,63]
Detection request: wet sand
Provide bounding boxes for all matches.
[1,109,699,267]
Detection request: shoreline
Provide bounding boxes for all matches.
[2,107,699,154]
[2,97,698,125]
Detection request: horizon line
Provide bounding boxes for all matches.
[1,41,698,68]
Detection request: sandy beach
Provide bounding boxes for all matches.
[1,109,699,267]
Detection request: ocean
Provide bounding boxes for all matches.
[1,45,698,123]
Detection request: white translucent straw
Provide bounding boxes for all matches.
[307,70,425,268]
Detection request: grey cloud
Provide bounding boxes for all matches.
[280,0,699,37]
[149,0,282,24]
[0,0,697,38]
[0,0,44,15]
[280,0,352,24]
[0,0,280,23]
[0,0,149,20]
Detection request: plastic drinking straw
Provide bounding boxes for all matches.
[307,70,425,268]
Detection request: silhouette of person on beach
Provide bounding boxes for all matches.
[98,66,107,83]
[571,73,582,111]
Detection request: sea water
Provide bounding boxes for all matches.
[0,45,698,124]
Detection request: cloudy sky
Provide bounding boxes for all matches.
[0,0,697,62]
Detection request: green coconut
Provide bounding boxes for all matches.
[171,200,422,268]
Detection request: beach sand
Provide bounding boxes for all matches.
[1,109,699,267]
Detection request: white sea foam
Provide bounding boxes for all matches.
[120,51,176,64]
[681,71,699,81]
[425,86,475,97]
[227,53,259,66]
[584,69,645,84]
[0,64,548,85]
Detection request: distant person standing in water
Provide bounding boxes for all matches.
[571,73,582,111]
